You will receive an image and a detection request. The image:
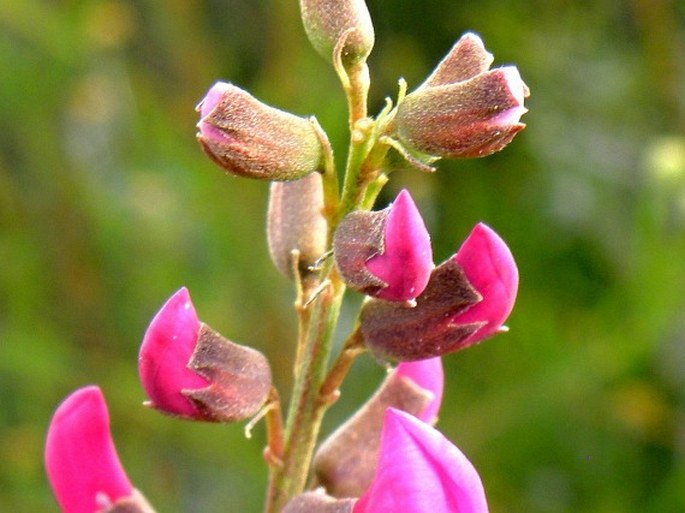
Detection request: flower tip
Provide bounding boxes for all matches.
[454,222,518,343]
[355,407,489,513]
[197,81,232,118]
[498,66,529,105]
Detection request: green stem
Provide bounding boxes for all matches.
[263,268,346,513]
[262,48,383,513]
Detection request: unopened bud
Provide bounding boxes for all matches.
[333,189,433,302]
[267,172,328,281]
[299,0,374,66]
[138,287,272,422]
[313,358,442,497]
[394,32,529,159]
[197,82,323,181]
[360,223,518,361]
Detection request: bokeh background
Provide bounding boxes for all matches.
[2,0,685,511]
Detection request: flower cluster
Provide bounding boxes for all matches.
[44,0,528,511]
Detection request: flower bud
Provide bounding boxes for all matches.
[353,408,489,513]
[45,386,155,513]
[196,82,324,181]
[283,490,355,513]
[360,223,518,361]
[394,32,529,159]
[138,287,272,422]
[267,172,328,281]
[299,0,374,65]
[313,358,443,498]
[333,189,433,302]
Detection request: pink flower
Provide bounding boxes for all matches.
[138,287,208,418]
[45,386,133,513]
[353,408,489,513]
[395,357,443,424]
[138,287,272,422]
[334,189,433,302]
[360,222,518,361]
[452,222,518,345]
[365,190,433,301]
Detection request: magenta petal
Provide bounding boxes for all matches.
[395,357,444,423]
[138,287,208,417]
[453,223,518,343]
[366,189,433,301]
[45,386,133,513]
[354,408,488,513]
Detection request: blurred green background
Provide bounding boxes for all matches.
[1,0,684,511]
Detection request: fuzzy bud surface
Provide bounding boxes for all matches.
[267,172,328,281]
[299,0,374,65]
[197,82,323,180]
[395,32,529,159]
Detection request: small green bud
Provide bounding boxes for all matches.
[299,0,375,65]
[197,82,323,181]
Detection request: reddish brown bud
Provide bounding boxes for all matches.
[333,190,432,302]
[267,172,328,281]
[197,82,323,181]
[394,33,529,160]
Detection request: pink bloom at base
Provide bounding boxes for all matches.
[45,386,133,513]
[353,408,489,513]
